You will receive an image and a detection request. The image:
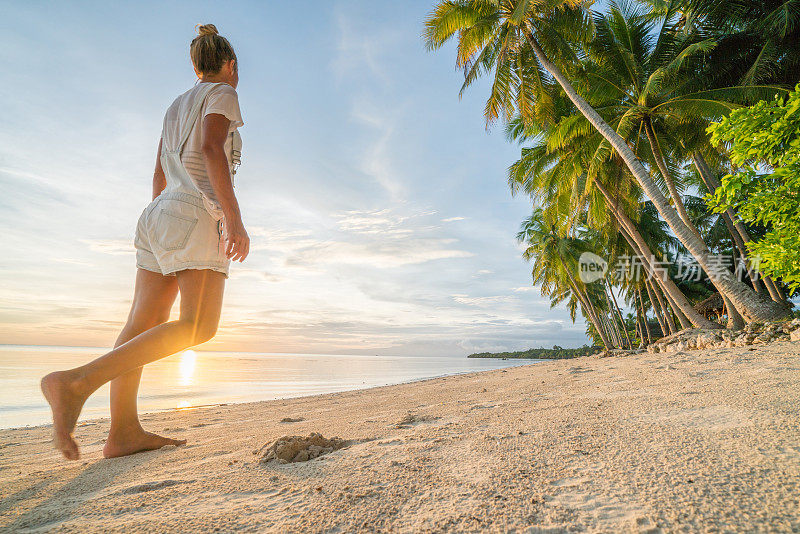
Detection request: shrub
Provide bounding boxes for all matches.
[707,84,800,293]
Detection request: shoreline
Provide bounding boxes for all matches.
[2,342,798,532]
[0,360,541,433]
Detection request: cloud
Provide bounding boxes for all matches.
[452,295,517,306]
[230,267,284,283]
[441,216,466,222]
[79,238,134,256]
[280,207,473,269]
[286,238,473,269]
[350,106,404,199]
[334,208,412,236]
[330,10,393,85]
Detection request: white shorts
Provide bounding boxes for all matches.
[134,190,230,278]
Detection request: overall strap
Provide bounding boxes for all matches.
[162,82,226,154]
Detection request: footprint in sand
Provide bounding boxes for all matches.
[393,413,439,429]
[468,404,498,411]
[119,479,192,495]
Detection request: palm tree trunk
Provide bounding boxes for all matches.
[693,152,786,303]
[594,178,721,328]
[645,278,668,337]
[606,313,622,348]
[638,288,653,344]
[582,292,612,348]
[604,288,624,348]
[635,307,645,347]
[634,289,647,346]
[665,289,692,330]
[644,118,699,235]
[562,263,612,349]
[723,211,766,296]
[652,280,678,334]
[608,284,633,348]
[694,153,768,296]
[523,30,790,322]
[722,294,745,330]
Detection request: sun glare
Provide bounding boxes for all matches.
[179,349,197,386]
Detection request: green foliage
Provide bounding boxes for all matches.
[707,84,800,292]
[468,345,599,359]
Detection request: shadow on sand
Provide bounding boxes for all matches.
[3,447,177,532]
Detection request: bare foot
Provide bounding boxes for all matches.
[40,371,88,461]
[103,427,187,459]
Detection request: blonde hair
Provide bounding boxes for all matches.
[190,24,237,74]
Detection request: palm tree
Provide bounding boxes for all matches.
[583,1,719,232]
[424,0,790,321]
[590,2,789,304]
[505,109,721,329]
[680,0,800,87]
[518,209,615,348]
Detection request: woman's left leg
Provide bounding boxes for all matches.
[41,268,226,460]
[103,268,185,458]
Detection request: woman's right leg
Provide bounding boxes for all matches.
[41,268,227,460]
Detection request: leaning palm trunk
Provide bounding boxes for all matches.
[605,312,622,348]
[635,307,645,347]
[562,263,612,349]
[608,284,633,348]
[652,280,678,335]
[644,118,699,236]
[635,289,648,346]
[645,278,668,337]
[638,288,653,344]
[722,210,766,296]
[604,288,624,348]
[693,153,785,303]
[523,31,790,322]
[722,294,745,330]
[594,179,720,329]
[693,153,764,295]
[665,290,693,330]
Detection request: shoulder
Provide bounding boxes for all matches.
[207,83,239,99]
[204,83,243,127]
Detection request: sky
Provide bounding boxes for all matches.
[0,0,592,356]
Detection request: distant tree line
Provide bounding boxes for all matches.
[468,345,599,359]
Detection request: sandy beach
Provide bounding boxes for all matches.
[1,342,798,533]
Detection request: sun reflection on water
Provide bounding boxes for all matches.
[179,349,196,386]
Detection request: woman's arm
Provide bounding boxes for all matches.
[153,138,166,200]
[201,113,250,262]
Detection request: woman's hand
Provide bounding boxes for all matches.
[222,216,250,262]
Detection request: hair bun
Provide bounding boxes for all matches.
[196,24,219,37]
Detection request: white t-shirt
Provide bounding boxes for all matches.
[162,82,244,215]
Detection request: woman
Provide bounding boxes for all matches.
[40,24,250,460]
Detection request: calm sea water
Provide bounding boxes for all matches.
[0,345,538,430]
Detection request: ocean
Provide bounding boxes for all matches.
[0,345,538,430]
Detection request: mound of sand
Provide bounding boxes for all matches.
[258,432,351,464]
